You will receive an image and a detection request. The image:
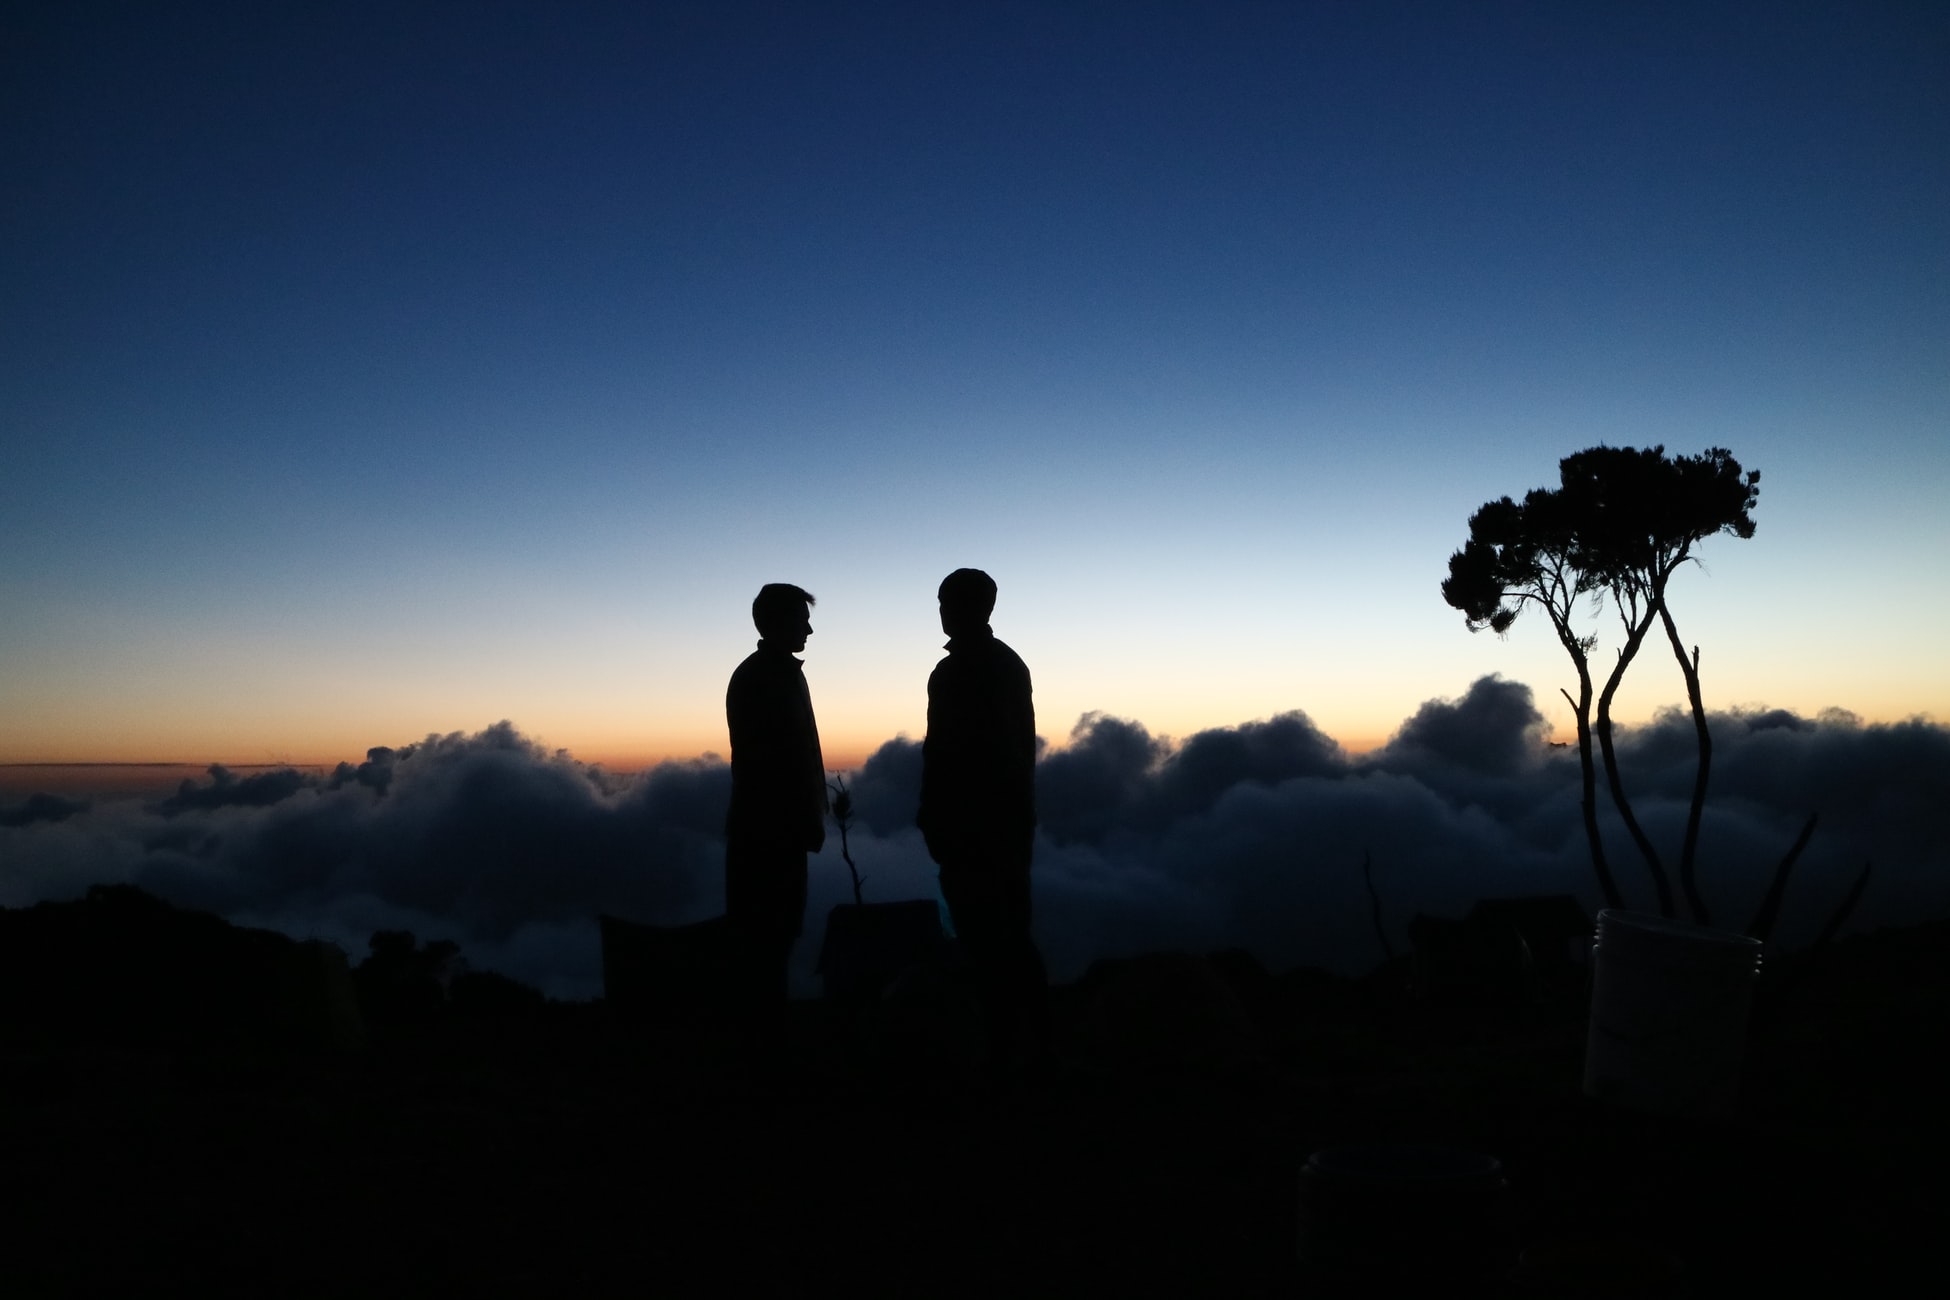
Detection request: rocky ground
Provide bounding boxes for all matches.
[4,921,1946,1296]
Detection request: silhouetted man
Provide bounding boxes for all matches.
[725,583,826,1046]
[918,568,1050,1079]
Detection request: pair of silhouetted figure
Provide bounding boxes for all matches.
[723,569,1051,1078]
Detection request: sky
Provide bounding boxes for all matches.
[4,0,1947,774]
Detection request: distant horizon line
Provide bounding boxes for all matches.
[0,761,350,772]
[2,741,1382,772]
[5,701,1939,777]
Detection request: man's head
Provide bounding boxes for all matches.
[753,583,815,652]
[937,567,996,640]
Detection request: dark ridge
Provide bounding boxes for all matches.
[2,890,1942,1292]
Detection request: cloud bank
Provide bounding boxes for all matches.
[3,681,1943,1000]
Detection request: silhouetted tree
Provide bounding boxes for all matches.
[1450,446,1872,946]
[1444,487,1623,910]
[1446,445,1759,921]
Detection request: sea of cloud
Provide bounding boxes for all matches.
[2,677,1943,1000]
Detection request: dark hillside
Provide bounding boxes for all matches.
[2,896,1943,1294]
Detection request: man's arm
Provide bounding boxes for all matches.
[1012,654,1036,831]
[917,659,946,851]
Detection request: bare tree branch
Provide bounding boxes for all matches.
[1746,813,1819,944]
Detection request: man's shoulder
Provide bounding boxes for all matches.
[931,633,1030,696]
[728,647,794,694]
[987,636,1032,682]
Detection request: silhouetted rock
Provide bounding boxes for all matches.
[597,912,737,1024]
[817,899,949,1006]
[0,885,362,1050]
[353,930,462,1027]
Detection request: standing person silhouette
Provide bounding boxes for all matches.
[725,583,826,1053]
[918,568,1051,1081]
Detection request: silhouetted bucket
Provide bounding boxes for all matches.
[1584,908,1762,1116]
[1298,1146,1511,1292]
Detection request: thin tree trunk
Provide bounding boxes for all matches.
[1596,605,1674,916]
[1560,673,1622,911]
[1658,602,1713,925]
[1547,610,1623,912]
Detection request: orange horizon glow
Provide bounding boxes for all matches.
[20,708,1950,782]
[3,733,1368,779]
[9,696,1950,778]
[14,690,1950,776]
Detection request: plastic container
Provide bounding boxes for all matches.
[1583,908,1763,1116]
[1298,1145,1511,1292]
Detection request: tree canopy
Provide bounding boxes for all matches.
[1441,487,1588,639]
[1558,445,1759,603]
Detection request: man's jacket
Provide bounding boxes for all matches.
[726,642,826,852]
[918,627,1035,862]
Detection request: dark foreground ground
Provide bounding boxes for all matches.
[4,924,1946,1297]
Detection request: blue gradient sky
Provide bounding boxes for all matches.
[3,1,1946,767]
